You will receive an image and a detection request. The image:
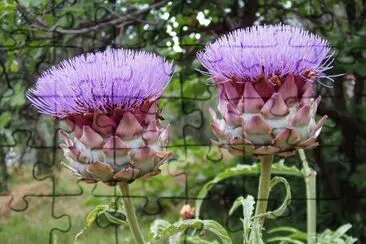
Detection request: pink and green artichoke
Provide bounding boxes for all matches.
[197,25,332,157]
[27,49,173,185]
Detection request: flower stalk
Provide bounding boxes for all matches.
[119,183,145,244]
[298,149,317,244]
[253,154,274,230]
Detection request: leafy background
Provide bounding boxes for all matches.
[0,0,365,243]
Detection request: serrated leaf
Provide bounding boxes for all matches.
[251,225,265,244]
[344,236,358,244]
[169,232,183,244]
[195,161,301,218]
[267,224,357,244]
[229,195,255,243]
[151,219,201,240]
[75,205,108,241]
[150,219,232,244]
[86,205,108,226]
[242,196,255,242]
[317,224,357,243]
[149,219,183,244]
[150,219,171,236]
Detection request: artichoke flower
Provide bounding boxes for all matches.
[197,25,333,157]
[27,49,173,185]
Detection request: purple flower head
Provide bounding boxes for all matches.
[197,24,333,83]
[27,48,174,118]
[200,24,332,157]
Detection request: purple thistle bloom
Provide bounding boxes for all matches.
[27,48,174,118]
[27,48,174,185]
[197,24,333,83]
[198,24,333,157]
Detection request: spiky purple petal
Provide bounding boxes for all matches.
[197,24,332,82]
[27,48,174,118]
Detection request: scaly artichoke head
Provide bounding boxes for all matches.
[198,25,333,157]
[28,48,174,185]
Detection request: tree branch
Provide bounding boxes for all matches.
[16,0,168,34]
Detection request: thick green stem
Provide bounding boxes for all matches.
[119,183,145,244]
[253,154,274,229]
[298,149,317,244]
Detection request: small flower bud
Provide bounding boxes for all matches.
[180,204,195,220]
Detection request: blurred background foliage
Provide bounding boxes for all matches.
[0,0,366,243]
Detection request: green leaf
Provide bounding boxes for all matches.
[0,111,11,127]
[75,205,108,241]
[268,226,307,241]
[265,176,291,219]
[151,219,200,241]
[267,236,304,244]
[19,0,41,7]
[250,226,265,244]
[202,220,232,244]
[104,211,127,225]
[0,1,16,14]
[196,161,301,217]
[253,176,291,220]
[9,59,19,72]
[317,224,358,243]
[108,200,120,211]
[242,196,255,242]
[267,224,357,244]
[249,177,291,243]
[150,219,232,244]
[350,164,366,190]
[18,0,31,7]
[229,195,255,243]
[229,196,244,216]
[102,200,126,226]
[150,219,171,237]
[150,219,182,243]
[186,235,220,244]
[75,201,127,240]
[268,226,304,234]
[331,224,352,239]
